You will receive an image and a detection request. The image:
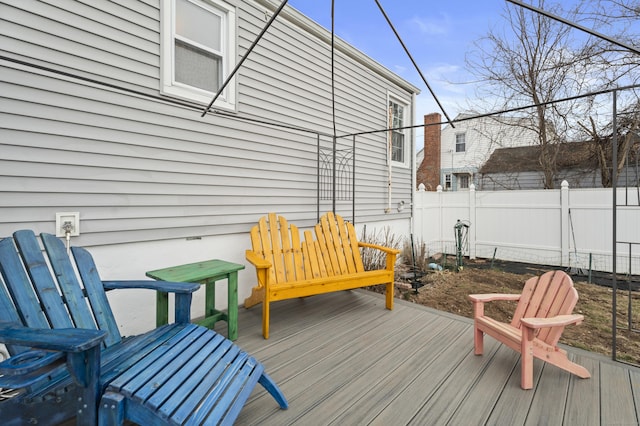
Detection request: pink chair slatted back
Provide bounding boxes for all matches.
[510,270,579,346]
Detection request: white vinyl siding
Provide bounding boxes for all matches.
[0,0,417,244]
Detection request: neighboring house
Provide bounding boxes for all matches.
[418,112,538,191]
[478,141,640,190]
[0,0,419,334]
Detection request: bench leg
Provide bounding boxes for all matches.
[263,297,270,339]
[99,392,125,426]
[385,282,394,310]
[244,286,264,309]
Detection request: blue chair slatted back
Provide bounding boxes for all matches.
[69,245,121,346]
[0,230,122,358]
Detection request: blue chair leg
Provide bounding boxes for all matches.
[99,392,126,426]
[259,372,289,409]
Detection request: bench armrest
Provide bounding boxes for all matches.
[103,280,200,293]
[357,242,401,255]
[521,314,584,329]
[246,250,272,269]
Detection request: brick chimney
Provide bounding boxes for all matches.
[417,112,441,190]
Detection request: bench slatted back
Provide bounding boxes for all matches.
[0,230,122,358]
[250,212,366,284]
[510,270,578,347]
[314,212,364,276]
[250,213,307,284]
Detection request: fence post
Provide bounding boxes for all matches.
[415,183,426,241]
[437,184,444,254]
[561,180,570,267]
[469,184,476,259]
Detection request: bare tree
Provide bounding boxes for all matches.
[467,1,607,188]
[578,103,640,187]
[573,0,640,186]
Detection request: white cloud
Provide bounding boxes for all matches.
[408,15,450,36]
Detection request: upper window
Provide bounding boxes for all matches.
[161,0,236,109]
[455,133,466,152]
[388,97,408,165]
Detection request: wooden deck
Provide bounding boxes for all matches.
[214,289,640,426]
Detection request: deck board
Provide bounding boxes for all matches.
[220,290,639,426]
[600,361,639,425]
[563,354,601,426]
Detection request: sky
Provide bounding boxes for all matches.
[286,0,511,130]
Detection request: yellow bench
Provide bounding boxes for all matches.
[245,212,400,339]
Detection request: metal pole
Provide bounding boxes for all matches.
[373,0,454,128]
[612,89,618,361]
[352,135,356,222]
[317,134,321,222]
[507,0,640,56]
[628,243,632,332]
[202,0,290,116]
[331,0,337,214]
[331,136,337,214]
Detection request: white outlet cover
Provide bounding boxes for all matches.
[55,212,80,237]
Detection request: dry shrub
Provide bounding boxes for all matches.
[359,226,402,271]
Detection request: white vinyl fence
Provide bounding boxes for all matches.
[414,181,640,274]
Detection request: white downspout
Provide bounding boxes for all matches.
[386,105,393,213]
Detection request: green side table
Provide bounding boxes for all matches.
[146,259,245,341]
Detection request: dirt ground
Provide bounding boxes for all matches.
[368,258,640,365]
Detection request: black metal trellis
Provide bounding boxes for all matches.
[200,0,452,222]
[611,89,640,366]
[507,0,640,367]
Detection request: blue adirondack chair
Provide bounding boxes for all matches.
[0,230,288,425]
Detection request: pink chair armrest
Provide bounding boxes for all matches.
[520,314,584,329]
[468,293,521,303]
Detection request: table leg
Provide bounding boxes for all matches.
[228,272,238,341]
[205,281,216,318]
[156,291,169,327]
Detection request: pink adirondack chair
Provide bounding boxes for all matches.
[469,270,591,389]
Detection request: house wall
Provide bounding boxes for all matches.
[440,115,538,190]
[0,0,417,335]
[414,183,640,275]
[479,165,640,190]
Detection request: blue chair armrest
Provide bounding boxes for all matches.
[0,323,107,389]
[0,350,65,376]
[0,323,107,352]
[103,280,200,293]
[102,281,198,324]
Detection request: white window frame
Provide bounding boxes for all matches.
[455,132,466,152]
[387,94,410,167]
[161,0,237,110]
